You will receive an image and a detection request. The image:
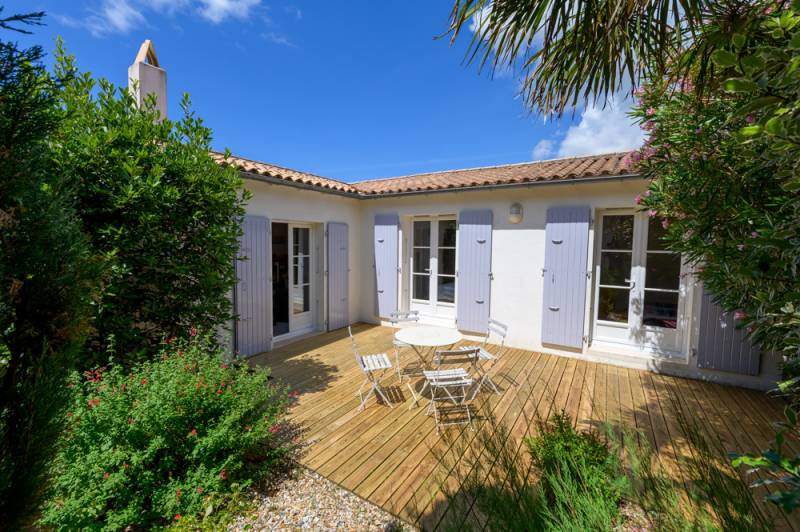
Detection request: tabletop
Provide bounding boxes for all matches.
[394,326,463,348]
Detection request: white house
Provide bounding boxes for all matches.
[130,41,778,392]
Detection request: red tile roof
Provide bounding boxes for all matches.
[217,151,637,197]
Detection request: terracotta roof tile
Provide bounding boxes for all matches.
[211,152,358,194]
[216,151,637,197]
[352,152,635,195]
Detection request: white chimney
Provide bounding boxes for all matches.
[128,40,167,120]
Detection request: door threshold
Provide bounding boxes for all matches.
[272,328,321,348]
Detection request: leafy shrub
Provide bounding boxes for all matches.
[40,332,290,530]
[52,45,248,366]
[0,16,102,526]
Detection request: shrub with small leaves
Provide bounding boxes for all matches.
[40,332,290,530]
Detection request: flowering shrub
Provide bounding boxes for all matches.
[40,332,290,529]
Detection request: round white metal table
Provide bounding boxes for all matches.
[394,326,462,348]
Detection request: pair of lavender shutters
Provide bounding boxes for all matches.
[234,216,349,357]
[373,208,594,345]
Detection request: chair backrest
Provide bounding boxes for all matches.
[389,310,420,326]
[486,319,509,349]
[435,347,480,367]
[348,326,366,372]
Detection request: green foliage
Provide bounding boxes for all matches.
[0,29,101,526]
[52,45,249,366]
[630,3,800,510]
[40,333,291,530]
[527,411,623,509]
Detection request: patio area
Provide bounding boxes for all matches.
[251,324,799,531]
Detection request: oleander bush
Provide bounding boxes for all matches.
[40,332,291,530]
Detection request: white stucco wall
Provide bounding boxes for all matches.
[241,176,780,391]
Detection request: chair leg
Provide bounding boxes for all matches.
[374,382,394,408]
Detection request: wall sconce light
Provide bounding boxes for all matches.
[509,203,523,224]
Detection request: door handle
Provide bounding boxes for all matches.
[549,306,560,311]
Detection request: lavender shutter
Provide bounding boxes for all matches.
[235,215,272,357]
[541,206,591,349]
[327,222,349,331]
[697,290,761,375]
[457,210,493,333]
[374,213,399,318]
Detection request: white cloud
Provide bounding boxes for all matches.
[86,0,145,37]
[261,31,294,47]
[284,6,302,20]
[197,0,260,23]
[555,97,644,157]
[532,139,554,160]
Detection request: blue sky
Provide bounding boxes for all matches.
[7,0,643,182]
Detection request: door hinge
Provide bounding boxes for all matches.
[586,270,592,279]
[583,335,591,345]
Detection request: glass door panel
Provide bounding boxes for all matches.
[289,225,313,333]
[411,221,431,301]
[437,220,456,303]
[595,215,634,329]
[409,217,457,319]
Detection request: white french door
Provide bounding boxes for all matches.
[410,217,457,319]
[592,212,690,355]
[290,225,313,333]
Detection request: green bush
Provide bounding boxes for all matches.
[52,44,248,366]
[40,333,290,530]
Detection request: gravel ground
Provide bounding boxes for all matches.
[230,468,415,531]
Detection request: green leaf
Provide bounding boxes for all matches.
[732,33,746,49]
[765,116,786,135]
[712,50,738,67]
[723,78,759,92]
[793,0,800,13]
[205,503,214,518]
[739,125,762,136]
[786,406,797,426]
[791,31,800,49]
[740,55,766,74]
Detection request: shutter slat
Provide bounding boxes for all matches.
[541,206,590,349]
[457,210,493,333]
[697,290,760,375]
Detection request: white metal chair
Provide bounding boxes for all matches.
[348,326,394,411]
[454,319,509,399]
[422,368,474,432]
[389,310,420,380]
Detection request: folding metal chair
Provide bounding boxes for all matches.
[454,319,509,399]
[348,326,393,411]
[389,310,420,380]
[422,368,474,432]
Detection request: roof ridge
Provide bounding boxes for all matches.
[352,152,630,185]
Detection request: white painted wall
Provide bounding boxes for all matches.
[242,176,780,391]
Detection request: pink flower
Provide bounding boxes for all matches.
[646,107,656,117]
[189,326,197,337]
[746,115,755,124]
[176,488,182,498]
[751,231,758,238]
[634,194,643,205]
[269,424,281,434]
[197,486,204,494]
[103,472,109,479]
[644,190,651,198]
[648,209,658,218]
[734,310,747,321]
[219,469,228,480]
[175,514,182,521]
[661,218,670,229]
[188,428,197,438]
[123,463,130,469]
[88,398,101,408]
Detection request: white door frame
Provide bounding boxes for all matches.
[591,210,692,356]
[408,216,457,321]
[273,221,316,340]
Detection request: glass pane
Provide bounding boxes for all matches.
[293,227,299,255]
[438,277,455,303]
[601,215,634,250]
[647,218,668,251]
[292,257,299,285]
[598,287,629,322]
[438,249,456,275]
[412,274,429,300]
[438,220,457,248]
[302,256,310,284]
[292,285,304,314]
[643,290,678,328]
[645,253,681,290]
[413,248,430,274]
[293,228,309,255]
[413,221,430,247]
[599,252,632,286]
[303,285,310,312]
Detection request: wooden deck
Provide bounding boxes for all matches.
[252,324,796,530]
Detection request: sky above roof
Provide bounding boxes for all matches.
[8,0,644,182]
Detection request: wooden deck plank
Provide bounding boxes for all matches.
[248,325,798,530]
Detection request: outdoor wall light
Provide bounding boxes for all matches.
[509,203,523,224]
